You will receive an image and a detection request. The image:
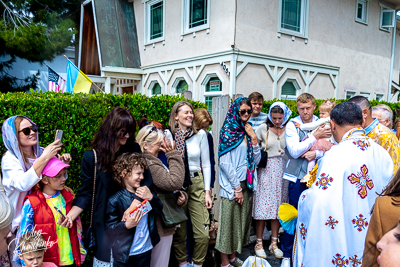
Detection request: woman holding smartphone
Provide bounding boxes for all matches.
[165,101,212,267]
[1,115,69,265]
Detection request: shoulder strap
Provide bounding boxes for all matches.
[89,149,97,228]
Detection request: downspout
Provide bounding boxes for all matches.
[388,11,398,102]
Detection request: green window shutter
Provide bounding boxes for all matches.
[189,0,207,28]
[281,81,296,96]
[150,2,163,40]
[281,0,301,32]
[152,83,161,95]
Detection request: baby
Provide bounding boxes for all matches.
[295,100,336,173]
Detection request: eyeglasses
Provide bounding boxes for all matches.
[118,128,133,137]
[18,125,38,136]
[144,126,157,140]
[239,109,252,115]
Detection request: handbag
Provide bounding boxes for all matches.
[258,129,269,168]
[157,192,188,227]
[83,149,97,250]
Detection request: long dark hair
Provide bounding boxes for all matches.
[91,107,136,172]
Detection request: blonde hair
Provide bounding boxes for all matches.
[136,125,164,152]
[168,101,198,135]
[15,116,32,170]
[194,108,213,130]
[297,93,315,104]
[372,104,394,128]
[319,100,336,114]
[18,231,46,255]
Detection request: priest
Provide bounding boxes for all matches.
[294,102,393,267]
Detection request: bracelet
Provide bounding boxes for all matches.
[234,188,242,193]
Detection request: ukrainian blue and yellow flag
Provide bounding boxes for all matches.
[66,61,92,93]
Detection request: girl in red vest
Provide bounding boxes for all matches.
[16,157,86,267]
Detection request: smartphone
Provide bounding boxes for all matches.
[54,206,66,219]
[55,130,63,143]
[173,190,181,200]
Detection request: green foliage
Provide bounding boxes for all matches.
[0,92,206,195]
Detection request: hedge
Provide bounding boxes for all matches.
[0,91,207,194]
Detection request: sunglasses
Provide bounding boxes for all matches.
[239,109,252,115]
[118,128,133,137]
[18,125,38,136]
[144,126,158,140]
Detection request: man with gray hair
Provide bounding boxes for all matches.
[348,96,400,175]
[372,104,393,129]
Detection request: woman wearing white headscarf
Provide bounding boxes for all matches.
[252,102,292,259]
[1,115,66,265]
[0,177,14,265]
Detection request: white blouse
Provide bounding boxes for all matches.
[1,151,41,232]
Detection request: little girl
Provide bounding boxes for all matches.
[295,100,336,173]
[17,157,86,267]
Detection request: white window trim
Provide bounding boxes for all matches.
[201,73,223,102]
[143,0,165,46]
[379,4,392,32]
[360,92,371,100]
[345,90,357,99]
[355,0,369,25]
[280,77,301,100]
[180,0,211,38]
[171,77,190,95]
[148,80,162,96]
[376,93,385,101]
[278,0,309,39]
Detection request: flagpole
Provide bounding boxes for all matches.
[63,55,105,93]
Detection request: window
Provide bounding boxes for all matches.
[176,80,188,93]
[279,0,309,38]
[145,0,164,45]
[203,76,222,114]
[380,6,395,31]
[360,92,370,99]
[182,0,210,34]
[376,93,384,101]
[149,81,162,96]
[281,79,300,100]
[346,91,356,99]
[356,0,368,24]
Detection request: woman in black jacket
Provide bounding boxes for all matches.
[63,107,150,266]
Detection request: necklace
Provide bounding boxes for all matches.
[274,126,284,140]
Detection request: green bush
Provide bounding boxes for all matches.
[0,91,206,194]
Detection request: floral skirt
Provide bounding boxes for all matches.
[252,157,289,220]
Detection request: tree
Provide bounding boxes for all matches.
[0,0,80,92]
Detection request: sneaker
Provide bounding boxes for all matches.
[280,257,290,267]
[230,257,243,267]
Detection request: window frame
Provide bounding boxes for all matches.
[181,0,210,36]
[148,80,163,96]
[278,0,309,39]
[345,90,357,99]
[144,0,165,46]
[379,5,394,32]
[201,73,223,114]
[359,92,371,100]
[376,93,385,101]
[171,77,190,95]
[355,0,369,25]
[280,78,301,100]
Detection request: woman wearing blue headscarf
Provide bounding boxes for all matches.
[252,102,292,259]
[1,115,65,265]
[215,97,261,267]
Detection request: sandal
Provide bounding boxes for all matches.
[269,237,283,259]
[254,238,267,258]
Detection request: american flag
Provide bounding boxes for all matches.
[48,67,66,93]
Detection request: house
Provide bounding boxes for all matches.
[79,0,400,108]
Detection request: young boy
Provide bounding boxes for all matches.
[248,92,268,131]
[17,157,86,267]
[106,152,162,267]
[18,231,56,267]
